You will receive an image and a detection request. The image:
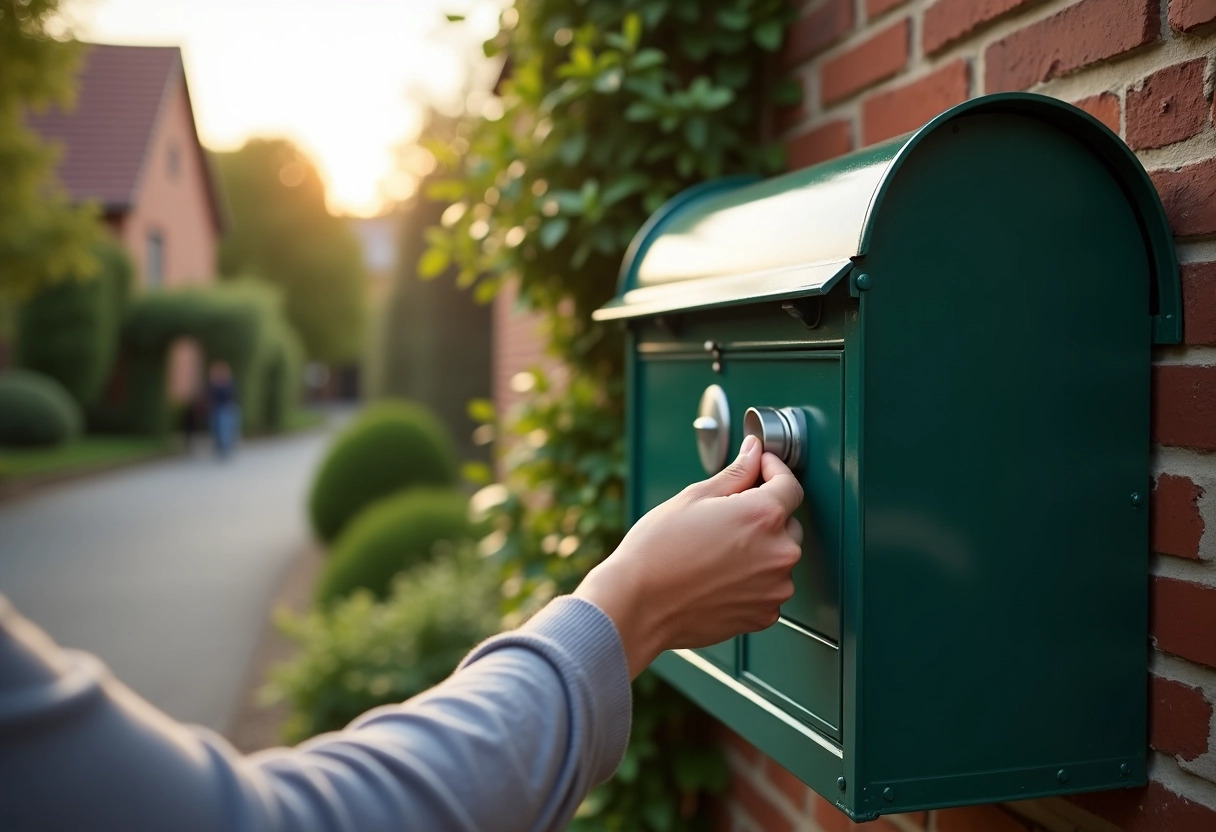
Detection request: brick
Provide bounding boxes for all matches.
[1070,779,1216,831]
[821,19,910,106]
[728,769,795,832]
[763,758,809,809]
[1072,92,1121,133]
[1151,473,1205,559]
[934,805,1032,832]
[862,60,970,144]
[1151,674,1213,760]
[1127,59,1210,150]
[1150,157,1216,237]
[984,0,1160,93]
[1152,364,1216,451]
[1152,576,1216,668]
[924,0,1042,55]
[867,0,909,18]
[786,119,852,169]
[782,0,854,67]
[1183,261,1216,346]
[1170,0,1216,30]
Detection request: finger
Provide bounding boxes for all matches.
[757,452,804,514]
[688,435,761,499]
[785,516,803,546]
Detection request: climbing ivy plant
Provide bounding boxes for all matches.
[427,1,795,828]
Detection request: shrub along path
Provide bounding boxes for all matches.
[0,419,341,734]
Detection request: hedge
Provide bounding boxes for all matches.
[0,370,83,447]
[269,545,500,742]
[315,488,474,606]
[93,281,302,436]
[307,401,458,544]
[15,240,132,407]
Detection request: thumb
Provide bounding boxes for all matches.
[691,435,761,499]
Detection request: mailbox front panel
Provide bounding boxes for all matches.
[634,348,844,738]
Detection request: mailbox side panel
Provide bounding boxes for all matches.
[852,112,1150,815]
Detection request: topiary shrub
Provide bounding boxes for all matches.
[0,370,83,447]
[268,545,500,742]
[307,401,458,544]
[315,488,474,607]
[16,240,133,407]
[94,280,302,435]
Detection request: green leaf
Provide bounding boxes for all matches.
[417,247,449,279]
[716,8,750,30]
[444,13,465,22]
[593,66,624,94]
[772,76,803,107]
[461,462,493,486]
[624,101,657,122]
[753,19,784,51]
[539,218,570,250]
[683,116,708,151]
[623,13,642,49]
[468,398,496,424]
[629,48,666,72]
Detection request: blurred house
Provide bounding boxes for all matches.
[27,43,226,401]
[349,214,397,304]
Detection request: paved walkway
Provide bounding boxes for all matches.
[0,426,334,733]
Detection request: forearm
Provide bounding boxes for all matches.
[0,595,631,832]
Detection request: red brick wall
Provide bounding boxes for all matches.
[719,0,1216,829]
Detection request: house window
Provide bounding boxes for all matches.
[167,142,180,178]
[146,231,164,288]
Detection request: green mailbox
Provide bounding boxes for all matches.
[593,93,1181,821]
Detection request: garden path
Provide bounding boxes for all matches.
[0,422,337,734]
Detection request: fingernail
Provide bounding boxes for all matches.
[740,435,758,456]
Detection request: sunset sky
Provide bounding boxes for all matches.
[63,0,504,216]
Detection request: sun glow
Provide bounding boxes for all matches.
[67,0,504,217]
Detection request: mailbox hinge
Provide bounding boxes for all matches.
[782,297,823,329]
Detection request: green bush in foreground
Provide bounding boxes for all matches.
[0,370,82,447]
[269,547,500,742]
[307,401,458,544]
[316,488,474,607]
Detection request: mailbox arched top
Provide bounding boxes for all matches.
[594,93,1181,344]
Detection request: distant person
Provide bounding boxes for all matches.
[207,361,239,457]
[0,437,804,832]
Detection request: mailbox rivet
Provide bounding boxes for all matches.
[882,788,895,802]
[855,272,873,291]
[712,361,722,373]
[1120,763,1131,777]
[1130,492,1144,507]
[1056,769,1068,784]
[837,777,847,791]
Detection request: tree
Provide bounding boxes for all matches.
[0,0,103,299]
[214,139,367,363]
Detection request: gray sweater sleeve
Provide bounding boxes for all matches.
[0,594,632,832]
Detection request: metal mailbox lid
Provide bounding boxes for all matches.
[593,92,1181,344]
[591,138,904,321]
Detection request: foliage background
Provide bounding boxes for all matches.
[0,0,103,300]
[214,138,369,363]
[425,1,796,827]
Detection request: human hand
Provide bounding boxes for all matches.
[575,435,804,678]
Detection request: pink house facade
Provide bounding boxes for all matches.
[28,43,225,399]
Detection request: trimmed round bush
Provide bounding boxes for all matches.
[315,488,473,606]
[0,370,83,447]
[308,401,458,543]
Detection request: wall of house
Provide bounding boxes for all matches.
[713,1,1216,830]
[118,75,217,291]
[118,73,219,404]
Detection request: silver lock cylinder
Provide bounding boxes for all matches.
[693,384,731,474]
[743,406,807,470]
